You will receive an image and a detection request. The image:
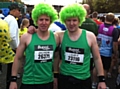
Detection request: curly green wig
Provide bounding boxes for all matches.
[32,3,58,26]
[59,3,87,26]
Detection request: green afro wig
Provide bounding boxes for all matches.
[59,3,87,26]
[32,3,58,26]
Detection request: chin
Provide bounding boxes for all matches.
[39,28,48,31]
[68,29,76,32]
[41,29,48,32]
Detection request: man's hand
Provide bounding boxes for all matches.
[28,26,36,34]
[54,78,58,89]
[97,82,107,89]
[9,82,17,89]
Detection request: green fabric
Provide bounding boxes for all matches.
[60,30,91,80]
[22,31,56,84]
[80,18,98,36]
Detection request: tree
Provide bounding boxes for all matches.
[92,0,120,13]
[0,0,9,1]
[0,0,22,3]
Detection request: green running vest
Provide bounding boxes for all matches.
[60,29,91,80]
[22,31,56,84]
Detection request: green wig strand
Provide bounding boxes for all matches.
[59,3,87,26]
[32,3,58,26]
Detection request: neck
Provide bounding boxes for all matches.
[9,12,16,18]
[105,21,112,24]
[37,30,50,40]
[68,28,82,41]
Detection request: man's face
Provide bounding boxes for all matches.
[14,9,21,18]
[65,17,80,32]
[37,15,51,32]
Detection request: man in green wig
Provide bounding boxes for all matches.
[9,3,59,89]
[55,3,106,89]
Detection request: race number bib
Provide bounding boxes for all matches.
[34,45,53,63]
[65,47,84,65]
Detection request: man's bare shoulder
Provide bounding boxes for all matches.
[55,31,65,43]
[55,30,64,34]
[20,33,32,41]
[86,30,97,46]
[86,30,96,39]
[21,33,32,37]
[55,31,65,36]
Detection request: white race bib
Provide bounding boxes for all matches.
[34,45,53,63]
[65,47,84,65]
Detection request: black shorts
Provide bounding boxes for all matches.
[101,55,112,70]
[20,82,53,89]
[58,74,92,89]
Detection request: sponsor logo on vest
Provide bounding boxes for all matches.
[68,47,80,53]
[37,46,50,50]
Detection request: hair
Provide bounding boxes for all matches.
[20,18,29,30]
[32,3,58,26]
[92,11,98,18]
[83,4,91,15]
[59,3,87,26]
[99,16,105,22]
[112,17,120,26]
[105,13,115,22]
[9,3,20,11]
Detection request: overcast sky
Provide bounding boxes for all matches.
[21,0,83,5]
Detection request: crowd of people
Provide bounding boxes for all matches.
[0,2,120,89]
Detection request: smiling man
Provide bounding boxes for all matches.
[55,3,106,89]
[9,3,59,89]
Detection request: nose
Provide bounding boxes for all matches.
[43,20,46,24]
[70,21,74,25]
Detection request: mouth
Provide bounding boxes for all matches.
[69,27,74,29]
[41,26,47,29]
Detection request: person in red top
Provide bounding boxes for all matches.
[92,11,103,25]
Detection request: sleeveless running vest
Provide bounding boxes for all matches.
[22,31,56,84]
[97,24,114,57]
[60,30,91,80]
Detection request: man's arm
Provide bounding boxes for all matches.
[9,34,27,89]
[90,34,104,76]
[53,33,60,89]
[11,34,27,76]
[8,20,19,50]
[53,33,60,74]
[53,31,64,74]
[87,32,106,89]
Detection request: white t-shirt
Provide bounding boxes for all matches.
[4,15,19,50]
[48,23,62,32]
[0,14,5,19]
